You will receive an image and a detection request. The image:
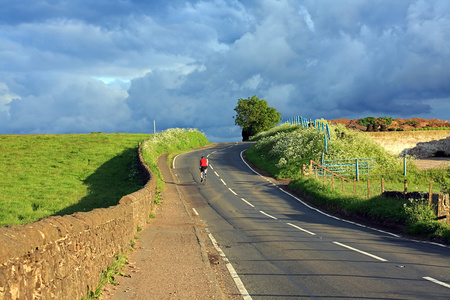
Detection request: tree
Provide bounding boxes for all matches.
[233,95,282,141]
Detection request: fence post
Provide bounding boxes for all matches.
[323,170,326,185]
[404,180,408,198]
[367,179,371,199]
[309,161,312,178]
[326,124,331,140]
[332,174,335,190]
[381,178,385,194]
[428,181,434,206]
[355,159,359,181]
[354,179,357,196]
[342,178,345,194]
[403,157,407,176]
[302,165,305,176]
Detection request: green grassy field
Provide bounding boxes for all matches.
[0,133,149,226]
[0,129,211,227]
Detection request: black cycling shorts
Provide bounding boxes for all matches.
[200,166,208,172]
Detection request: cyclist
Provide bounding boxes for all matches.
[199,156,208,182]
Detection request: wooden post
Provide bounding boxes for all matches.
[302,164,305,176]
[428,181,434,206]
[381,178,385,194]
[323,170,326,185]
[367,179,371,199]
[354,179,357,196]
[332,174,335,190]
[404,179,408,195]
[315,166,318,179]
[309,161,313,178]
[342,178,345,194]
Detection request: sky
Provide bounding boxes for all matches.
[1,0,449,142]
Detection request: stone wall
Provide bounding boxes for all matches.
[0,142,156,300]
[366,130,450,157]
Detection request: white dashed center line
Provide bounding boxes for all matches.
[287,223,316,235]
[333,241,387,262]
[259,211,278,220]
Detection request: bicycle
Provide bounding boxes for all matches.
[200,168,207,183]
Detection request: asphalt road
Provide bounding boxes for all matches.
[173,142,450,299]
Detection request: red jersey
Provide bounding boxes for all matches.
[200,158,208,167]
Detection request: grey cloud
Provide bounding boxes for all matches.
[0,0,449,141]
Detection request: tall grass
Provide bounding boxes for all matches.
[247,124,450,243]
[141,128,210,191]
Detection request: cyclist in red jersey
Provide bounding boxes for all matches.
[199,156,208,182]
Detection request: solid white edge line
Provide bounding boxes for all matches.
[423,277,450,289]
[333,241,388,262]
[229,188,237,195]
[241,198,255,208]
[208,233,252,300]
[259,210,278,220]
[239,149,402,239]
[192,208,199,216]
[287,223,316,236]
[221,179,227,186]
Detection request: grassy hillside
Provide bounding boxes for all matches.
[0,133,148,226]
[0,130,210,226]
[247,124,450,243]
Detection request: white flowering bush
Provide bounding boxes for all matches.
[249,123,401,178]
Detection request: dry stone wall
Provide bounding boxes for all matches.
[0,142,156,300]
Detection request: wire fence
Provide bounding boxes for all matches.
[303,160,437,201]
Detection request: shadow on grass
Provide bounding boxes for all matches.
[54,148,146,216]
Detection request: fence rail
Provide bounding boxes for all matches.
[320,157,375,180]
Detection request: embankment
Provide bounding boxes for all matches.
[0,143,156,300]
[366,130,450,157]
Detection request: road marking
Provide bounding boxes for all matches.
[221,179,227,186]
[192,208,199,216]
[228,188,237,195]
[241,198,255,207]
[208,233,252,300]
[214,171,219,177]
[333,241,387,262]
[423,277,450,289]
[210,165,214,170]
[287,223,316,235]
[259,211,278,220]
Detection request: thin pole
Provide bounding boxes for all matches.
[428,181,434,206]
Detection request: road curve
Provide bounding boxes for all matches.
[174,142,450,299]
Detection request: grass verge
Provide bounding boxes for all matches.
[247,124,450,244]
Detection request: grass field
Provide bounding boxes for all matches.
[0,133,148,226]
[0,129,211,227]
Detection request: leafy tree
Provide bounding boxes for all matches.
[233,95,282,141]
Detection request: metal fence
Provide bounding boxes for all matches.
[320,157,375,180]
